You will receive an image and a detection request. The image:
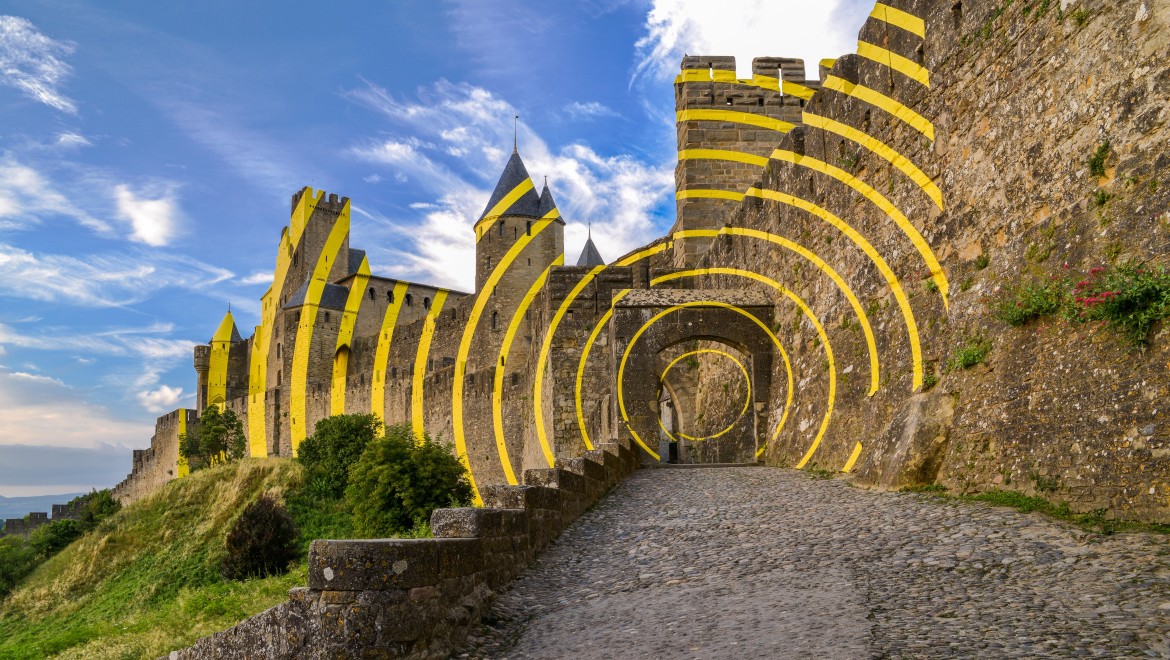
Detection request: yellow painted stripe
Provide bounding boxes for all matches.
[657,349,752,442]
[176,409,189,478]
[820,58,838,71]
[290,204,349,454]
[675,69,817,100]
[332,257,371,416]
[803,112,943,209]
[457,211,560,504]
[535,242,671,463]
[770,148,948,307]
[674,231,879,396]
[617,301,810,461]
[574,289,630,453]
[473,178,536,241]
[871,3,926,37]
[207,311,235,410]
[822,75,934,141]
[492,256,563,485]
[746,187,923,389]
[249,219,297,457]
[857,41,930,88]
[288,189,322,259]
[676,189,747,202]
[411,290,447,442]
[650,270,836,469]
[678,148,769,168]
[760,340,794,458]
[842,441,864,473]
[676,109,795,133]
[371,281,410,423]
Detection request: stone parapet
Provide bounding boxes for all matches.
[171,445,639,659]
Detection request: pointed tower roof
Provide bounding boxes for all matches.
[476,151,541,232]
[536,176,566,223]
[211,310,242,344]
[576,226,605,267]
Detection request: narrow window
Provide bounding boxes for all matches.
[406,293,413,306]
[511,372,519,387]
[527,258,531,266]
[491,311,498,329]
[525,221,531,235]
[324,312,330,323]
[295,311,301,323]
[388,290,395,303]
[486,256,492,270]
[498,221,505,237]
[277,370,282,386]
[276,344,281,359]
[368,287,375,300]
[513,227,517,240]
[392,367,397,379]
[423,296,431,310]
[451,309,457,321]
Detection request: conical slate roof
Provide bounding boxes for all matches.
[576,232,605,267]
[537,180,558,218]
[478,150,541,221]
[211,311,242,344]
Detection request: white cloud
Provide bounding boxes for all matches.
[346,80,673,291]
[363,173,383,184]
[237,271,273,286]
[0,155,111,233]
[0,368,150,450]
[136,383,183,413]
[8,371,63,386]
[0,15,77,114]
[632,0,866,82]
[114,183,181,246]
[55,132,91,148]
[563,101,620,121]
[0,322,194,362]
[0,242,232,307]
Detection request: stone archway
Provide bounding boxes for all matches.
[609,289,777,464]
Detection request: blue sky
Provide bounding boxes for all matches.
[0,0,871,496]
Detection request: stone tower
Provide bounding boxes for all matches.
[673,55,819,266]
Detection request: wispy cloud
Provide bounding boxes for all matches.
[55,132,92,148]
[632,0,862,82]
[237,271,273,286]
[0,242,232,307]
[345,79,672,291]
[0,15,77,114]
[114,183,182,247]
[563,101,620,121]
[0,155,111,233]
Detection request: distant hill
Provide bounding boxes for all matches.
[0,494,85,521]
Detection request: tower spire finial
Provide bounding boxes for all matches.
[588,220,592,239]
[513,114,519,153]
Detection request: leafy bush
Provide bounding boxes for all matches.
[1088,139,1111,178]
[946,337,991,372]
[180,406,247,471]
[1074,263,1170,346]
[27,519,82,557]
[67,489,121,531]
[221,495,299,580]
[0,537,38,599]
[346,425,473,537]
[991,279,1068,326]
[297,414,382,499]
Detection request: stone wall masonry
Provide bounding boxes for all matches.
[678,0,1170,520]
[112,408,198,505]
[170,437,639,659]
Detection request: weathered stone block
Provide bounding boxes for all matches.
[309,538,469,591]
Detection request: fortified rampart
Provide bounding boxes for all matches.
[156,0,1170,656]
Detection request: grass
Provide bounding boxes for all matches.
[1088,140,1111,178]
[903,486,1170,536]
[946,337,992,371]
[0,458,356,659]
[991,279,1068,326]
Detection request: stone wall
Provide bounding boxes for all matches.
[170,437,639,659]
[112,409,197,505]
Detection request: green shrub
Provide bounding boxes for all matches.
[946,337,991,371]
[991,279,1068,326]
[974,253,990,270]
[180,406,247,471]
[1074,263,1170,346]
[297,414,383,499]
[68,489,121,531]
[221,495,299,580]
[27,519,82,557]
[1088,139,1111,178]
[0,537,37,599]
[346,425,473,537]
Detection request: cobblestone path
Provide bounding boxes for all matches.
[458,467,1170,659]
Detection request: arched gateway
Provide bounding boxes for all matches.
[610,289,778,465]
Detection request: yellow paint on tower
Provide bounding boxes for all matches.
[207,311,236,410]
[411,290,448,442]
[331,256,371,416]
[371,281,410,423]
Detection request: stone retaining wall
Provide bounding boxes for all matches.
[168,437,638,659]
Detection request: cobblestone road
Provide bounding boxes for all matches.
[458,467,1170,659]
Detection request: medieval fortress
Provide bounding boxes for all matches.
[113,0,1170,525]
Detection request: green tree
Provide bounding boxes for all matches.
[27,519,82,557]
[297,414,382,499]
[0,536,37,599]
[345,424,472,537]
[179,406,247,471]
[67,489,121,531]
